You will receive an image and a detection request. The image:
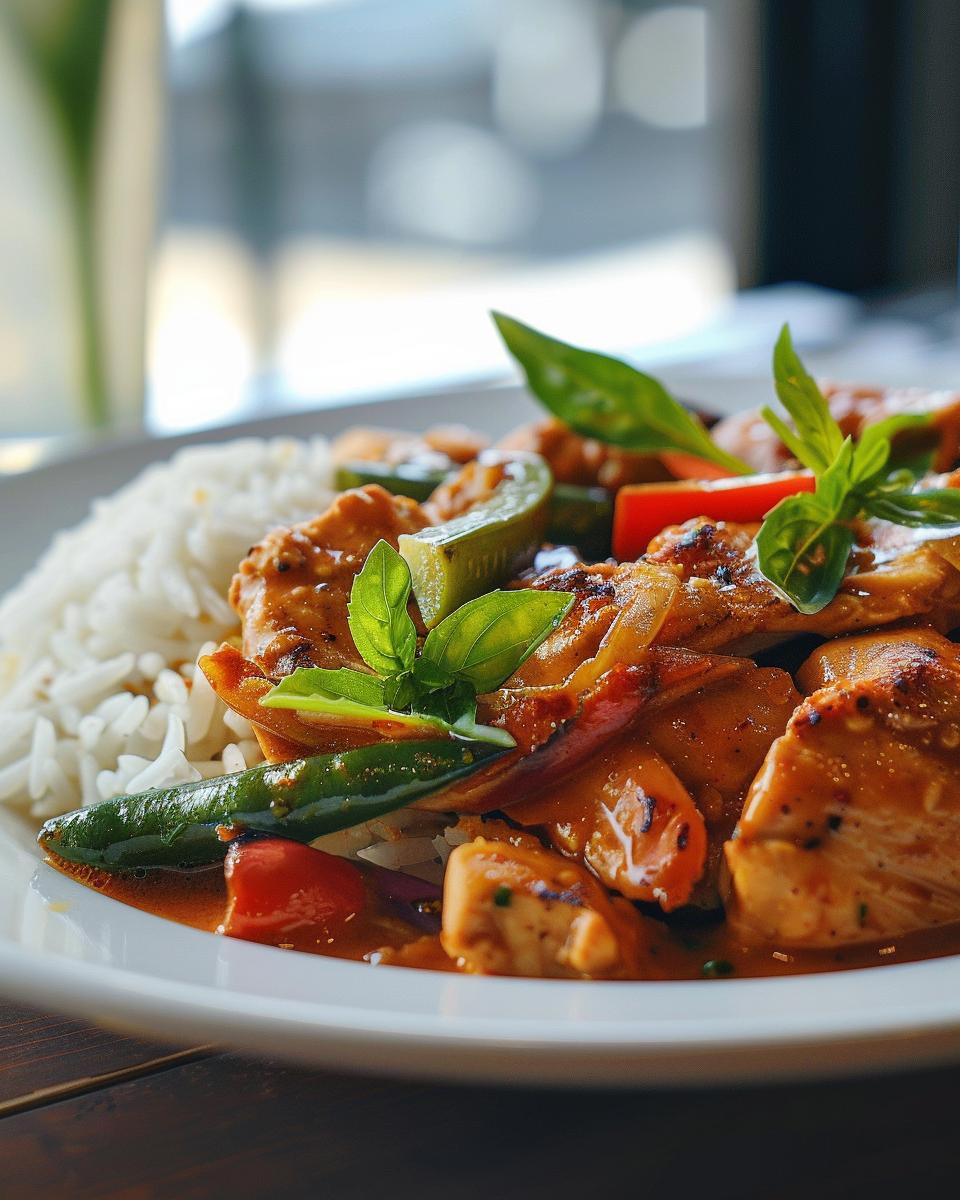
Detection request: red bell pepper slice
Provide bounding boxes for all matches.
[613,470,816,560]
[220,838,366,945]
[659,451,740,481]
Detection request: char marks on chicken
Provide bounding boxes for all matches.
[230,484,429,678]
[725,629,960,947]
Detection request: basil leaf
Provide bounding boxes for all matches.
[410,656,455,692]
[265,667,386,707]
[759,405,809,466]
[814,436,855,511]
[492,312,751,475]
[756,327,952,614]
[850,414,932,489]
[770,324,845,474]
[347,540,417,676]
[259,685,514,748]
[416,678,478,726]
[862,488,960,528]
[755,439,857,614]
[755,493,855,615]
[421,587,574,694]
[382,670,416,711]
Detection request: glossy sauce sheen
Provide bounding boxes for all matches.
[49,858,960,979]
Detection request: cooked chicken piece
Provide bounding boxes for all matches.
[508,659,797,910]
[422,457,508,525]
[510,742,707,911]
[498,418,670,489]
[713,382,960,474]
[641,662,801,902]
[332,424,489,470]
[509,560,681,688]
[429,646,746,815]
[227,494,736,808]
[440,838,650,977]
[797,625,959,692]
[427,558,797,818]
[724,629,960,948]
[647,517,960,655]
[230,484,429,678]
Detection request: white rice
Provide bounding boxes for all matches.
[0,437,337,822]
[0,433,473,882]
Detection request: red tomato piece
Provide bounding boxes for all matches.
[220,838,366,945]
[612,470,816,560]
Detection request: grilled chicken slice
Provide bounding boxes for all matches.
[648,516,960,655]
[230,484,429,677]
[440,838,650,977]
[510,560,680,688]
[713,382,960,475]
[428,646,745,815]
[724,629,960,948]
[508,659,798,910]
[641,662,801,904]
[510,742,707,911]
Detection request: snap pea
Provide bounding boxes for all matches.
[38,738,504,871]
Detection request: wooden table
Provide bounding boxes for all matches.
[1,997,958,1198]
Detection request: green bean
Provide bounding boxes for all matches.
[39,738,504,871]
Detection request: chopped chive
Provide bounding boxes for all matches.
[493,885,513,908]
[857,902,869,927]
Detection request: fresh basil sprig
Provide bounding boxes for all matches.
[492,312,752,476]
[261,540,574,747]
[755,326,960,614]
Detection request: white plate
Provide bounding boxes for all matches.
[3,385,960,1088]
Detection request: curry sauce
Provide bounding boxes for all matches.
[48,855,960,981]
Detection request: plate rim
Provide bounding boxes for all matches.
[4,390,960,1087]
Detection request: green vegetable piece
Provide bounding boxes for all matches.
[862,487,960,528]
[547,483,614,560]
[702,959,735,978]
[756,328,960,614]
[38,739,506,871]
[768,329,934,485]
[755,439,857,615]
[492,311,751,475]
[755,492,856,616]
[421,588,575,694]
[338,459,613,561]
[260,682,515,748]
[493,885,513,907]
[266,667,387,707]
[334,460,447,503]
[262,544,572,747]
[414,677,476,726]
[398,453,553,627]
[769,324,844,474]
[348,539,418,676]
[848,414,931,489]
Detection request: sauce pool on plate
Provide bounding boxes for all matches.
[48,856,960,980]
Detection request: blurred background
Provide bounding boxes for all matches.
[2,0,960,459]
